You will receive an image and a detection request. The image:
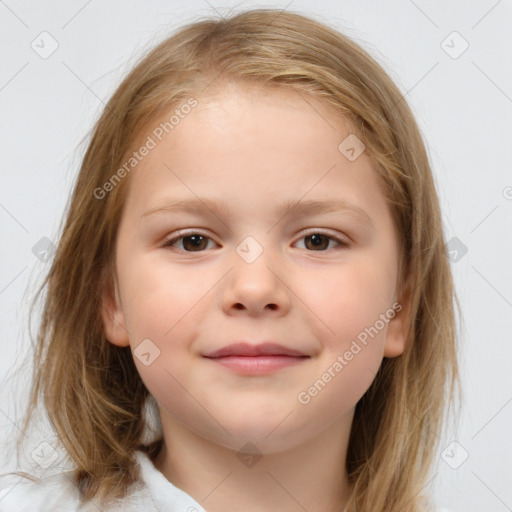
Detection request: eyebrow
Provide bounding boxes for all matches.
[140,197,374,229]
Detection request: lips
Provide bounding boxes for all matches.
[202,342,308,358]
[202,342,310,375]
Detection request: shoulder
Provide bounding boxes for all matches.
[0,466,153,512]
[0,469,86,512]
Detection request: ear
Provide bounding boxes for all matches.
[383,275,413,358]
[100,269,130,347]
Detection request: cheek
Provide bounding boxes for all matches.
[296,350,379,423]
[296,255,395,344]
[131,353,205,439]
[118,254,215,387]
[293,261,392,414]
[119,256,202,413]
[119,253,210,335]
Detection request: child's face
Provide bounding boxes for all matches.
[102,85,409,454]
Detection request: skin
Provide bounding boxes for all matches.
[101,84,411,512]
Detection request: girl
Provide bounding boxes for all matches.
[0,8,460,512]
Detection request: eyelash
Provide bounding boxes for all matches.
[161,229,349,253]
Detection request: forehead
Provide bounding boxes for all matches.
[192,83,352,135]
[120,85,386,223]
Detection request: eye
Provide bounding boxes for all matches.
[161,229,348,253]
[294,230,349,252]
[161,231,217,252]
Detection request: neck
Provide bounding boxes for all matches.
[152,409,354,512]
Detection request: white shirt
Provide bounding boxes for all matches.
[0,449,453,511]
[0,450,205,511]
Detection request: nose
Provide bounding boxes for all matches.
[221,246,292,317]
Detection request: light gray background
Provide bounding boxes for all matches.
[1,1,511,511]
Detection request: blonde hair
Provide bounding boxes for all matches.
[15,8,461,511]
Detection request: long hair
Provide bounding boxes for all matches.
[15,8,461,510]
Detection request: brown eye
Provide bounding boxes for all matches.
[296,231,348,251]
[304,233,330,250]
[162,230,348,253]
[163,233,214,252]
